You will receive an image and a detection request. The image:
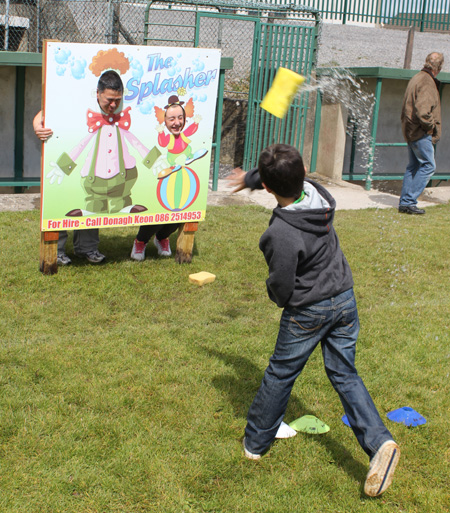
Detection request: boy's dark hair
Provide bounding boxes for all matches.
[97,70,124,93]
[258,144,305,199]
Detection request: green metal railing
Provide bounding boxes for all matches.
[243,20,318,169]
[259,0,450,32]
[144,0,320,185]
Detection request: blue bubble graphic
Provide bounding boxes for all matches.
[71,58,87,80]
[54,48,71,65]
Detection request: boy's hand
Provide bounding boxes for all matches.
[226,167,247,193]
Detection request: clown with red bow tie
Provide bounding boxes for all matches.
[49,70,160,216]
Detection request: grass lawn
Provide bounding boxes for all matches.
[1,204,449,513]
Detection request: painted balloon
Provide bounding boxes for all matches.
[157,166,200,212]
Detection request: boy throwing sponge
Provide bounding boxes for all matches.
[228,144,400,497]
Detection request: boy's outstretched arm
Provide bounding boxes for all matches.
[226,167,247,193]
[226,167,263,193]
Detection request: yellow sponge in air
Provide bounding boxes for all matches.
[260,67,306,119]
[189,271,216,286]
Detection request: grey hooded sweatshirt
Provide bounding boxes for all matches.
[244,168,354,308]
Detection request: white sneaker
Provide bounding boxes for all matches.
[364,440,400,497]
[275,421,297,439]
[154,237,172,257]
[243,438,261,460]
[131,239,147,261]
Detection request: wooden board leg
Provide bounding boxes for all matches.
[175,222,198,264]
[39,231,59,275]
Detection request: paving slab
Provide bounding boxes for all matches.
[0,193,40,212]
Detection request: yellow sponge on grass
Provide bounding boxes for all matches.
[189,272,216,286]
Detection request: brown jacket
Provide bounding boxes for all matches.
[401,68,441,144]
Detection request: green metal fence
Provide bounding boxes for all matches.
[2,0,449,55]
[260,0,450,32]
[145,0,320,172]
[0,0,320,189]
[243,20,318,169]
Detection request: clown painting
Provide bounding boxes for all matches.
[40,42,221,232]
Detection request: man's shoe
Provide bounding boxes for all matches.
[399,205,425,215]
[131,239,147,261]
[243,438,261,461]
[154,237,172,257]
[364,440,400,497]
[57,252,72,266]
[75,250,106,264]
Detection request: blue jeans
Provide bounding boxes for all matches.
[245,288,393,458]
[399,135,436,206]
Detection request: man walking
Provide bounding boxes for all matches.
[399,52,444,215]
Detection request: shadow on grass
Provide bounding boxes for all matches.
[64,230,198,265]
[202,346,368,487]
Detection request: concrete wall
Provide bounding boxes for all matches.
[24,66,43,178]
[317,102,348,180]
[0,64,42,184]
[343,76,450,178]
[0,66,16,178]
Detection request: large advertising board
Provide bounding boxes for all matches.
[41,42,221,232]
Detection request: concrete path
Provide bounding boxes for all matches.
[208,174,450,211]
[1,175,450,213]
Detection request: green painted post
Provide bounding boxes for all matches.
[243,20,261,170]
[143,2,151,42]
[310,89,322,174]
[365,77,383,191]
[194,11,200,47]
[300,24,318,152]
[420,0,428,32]
[14,66,25,193]
[342,0,348,24]
[212,64,226,192]
[349,118,358,178]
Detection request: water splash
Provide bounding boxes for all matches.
[300,68,376,172]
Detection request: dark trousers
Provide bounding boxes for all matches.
[136,223,181,244]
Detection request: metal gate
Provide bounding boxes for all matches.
[244,19,318,169]
[144,0,320,170]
